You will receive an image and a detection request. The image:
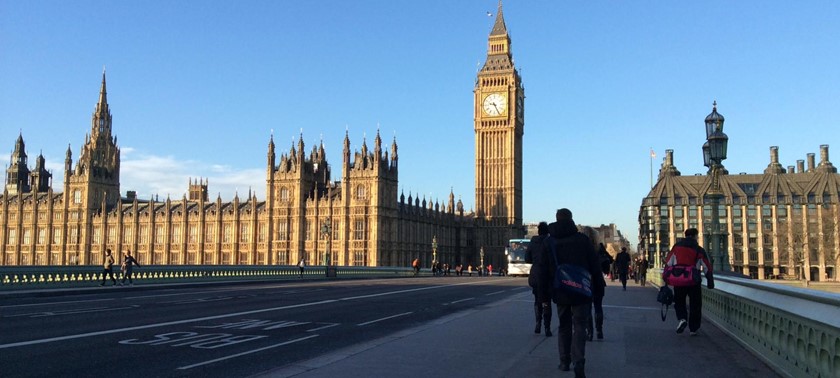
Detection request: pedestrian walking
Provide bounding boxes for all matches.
[525,222,552,337]
[663,228,715,336]
[586,238,612,340]
[547,208,604,377]
[100,249,117,286]
[615,247,631,290]
[120,250,141,286]
[412,258,421,276]
[637,255,650,286]
[298,258,306,278]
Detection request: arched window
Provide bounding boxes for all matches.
[279,187,289,202]
[356,185,366,200]
[74,190,82,204]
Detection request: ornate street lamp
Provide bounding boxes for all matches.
[320,218,332,268]
[480,246,485,272]
[432,235,438,267]
[703,101,730,272]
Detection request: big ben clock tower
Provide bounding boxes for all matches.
[474,1,524,252]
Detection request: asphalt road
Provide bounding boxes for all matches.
[0,277,526,377]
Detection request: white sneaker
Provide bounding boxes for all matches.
[690,331,698,336]
[676,319,688,334]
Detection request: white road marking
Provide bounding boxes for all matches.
[306,323,340,332]
[6,305,140,318]
[0,299,336,349]
[0,298,115,309]
[0,280,498,349]
[484,290,505,296]
[176,335,319,370]
[356,312,413,326]
[443,297,475,306]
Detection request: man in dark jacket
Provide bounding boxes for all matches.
[662,228,714,336]
[525,222,552,336]
[547,208,605,378]
[614,247,631,290]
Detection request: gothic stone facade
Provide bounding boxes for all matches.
[1,4,523,268]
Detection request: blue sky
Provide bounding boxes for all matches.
[2,1,839,249]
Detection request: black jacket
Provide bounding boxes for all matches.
[547,219,606,305]
[525,234,552,301]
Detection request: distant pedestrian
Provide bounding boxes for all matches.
[615,247,631,291]
[100,249,117,286]
[637,255,650,286]
[467,265,474,277]
[412,258,421,276]
[298,258,306,278]
[488,264,493,276]
[663,228,714,336]
[120,250,141,286]
[525,222,552,337]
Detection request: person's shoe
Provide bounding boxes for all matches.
[573,359,586,378]
[559,363,570,371]
[544,327,552,337]
[534,323,541,334]
[690,330,698,336]
[597,330,604,340]
[676,319,688,334]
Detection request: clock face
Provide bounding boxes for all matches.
[482,93,507,116]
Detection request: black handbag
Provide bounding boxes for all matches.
[656,285,674,321]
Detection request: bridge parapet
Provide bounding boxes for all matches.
[0,265,420,289]
[705,274,840,378]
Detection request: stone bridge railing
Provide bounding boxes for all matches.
[0,265,422,289]
[687,273,838,378]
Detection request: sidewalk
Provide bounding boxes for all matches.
[257,280,780,378]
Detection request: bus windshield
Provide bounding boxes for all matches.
[506,239,531,263]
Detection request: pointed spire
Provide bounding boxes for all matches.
[491,0,507,36]
[98,67,108,110]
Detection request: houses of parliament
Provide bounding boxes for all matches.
[1,5,525,268]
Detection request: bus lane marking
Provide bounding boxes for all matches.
[176,335,319,370]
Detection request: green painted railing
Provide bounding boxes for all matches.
[0,265,423,289]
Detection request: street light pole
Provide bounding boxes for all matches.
[320,218,332,274]
[432,235,437,267]
[480,246,485,272]
[703,101,730,273]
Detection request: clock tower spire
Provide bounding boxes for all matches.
[474,0,524,248]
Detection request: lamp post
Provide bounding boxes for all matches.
[320,217,332,271]
[431,235,438,269]
[480,246,485,272]
[703,101,730,272]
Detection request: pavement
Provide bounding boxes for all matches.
[255,280,782,378]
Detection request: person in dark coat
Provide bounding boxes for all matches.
[583,237,611,340]
[525,222,552,336]
[614,247,631,290]
[547,208,605,377]
[637,255,650,286]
